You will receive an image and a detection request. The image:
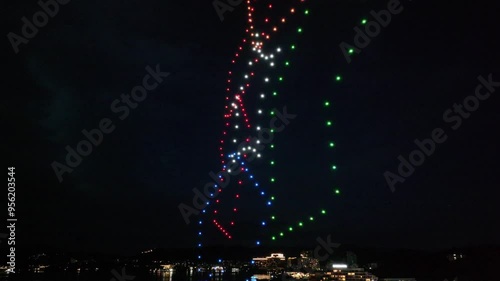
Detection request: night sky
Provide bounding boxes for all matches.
[5,0,500,256]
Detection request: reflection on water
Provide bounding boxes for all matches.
[21,269,258,281]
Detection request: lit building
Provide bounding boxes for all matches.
[252,253,286,269]
[321,264,378,281]
[299,251,320,271]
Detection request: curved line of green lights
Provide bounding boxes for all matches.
[271,210,328,241]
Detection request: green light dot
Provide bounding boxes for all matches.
[335,189,340,194]
[280,232,284,236]
[270,161,275,165]
[271,178,275,182]
[324,101,330,107]
[273,91,278,96]
[329,142,335,148]
[348,48,354,54]
[272,236,276,240]
[335,75,342,81]
[362,19,367,24]
[279,77,283,81]
[309,217,314,221]
[271,216,276,220]
[285,61,290,66]
[321,210,326,214]
[298,28,302,33]
[298,222,303,227]
[270,144,274,149]
[304,10,309,15]
[291,45,296,50]
[332,165,337,170]
[271,196,275,200]
[289,227,293,231]
[270,111,275,115]
[326,121,332,126]
[271,129,275,133]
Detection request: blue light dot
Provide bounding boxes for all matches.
[261,191,265,195]
[256,241,260,245]
[262,221,266,226]
[250,175,254,179]
[267,201,272,205]
[198,255,201,259]
[198,232,202,235]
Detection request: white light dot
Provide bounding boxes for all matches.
[270,54,274,58]
[235,125,239,129]
[277,48,281,52]
[257,154,261,158]
[256,126,261,130]
[258,109,262,114]
[270,62,274,67]
[233,139,237,143]
[264,78,269,82]
[260,94,265,98]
